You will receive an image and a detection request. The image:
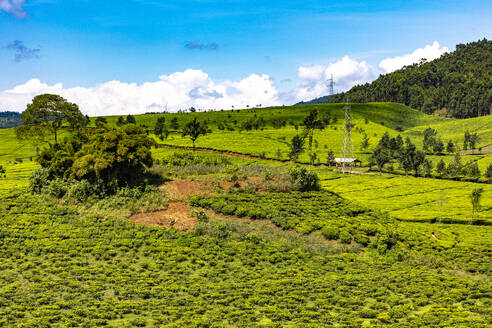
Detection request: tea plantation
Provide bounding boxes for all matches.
[0,102,491,327]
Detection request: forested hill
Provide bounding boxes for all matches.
[325,39,492,118]
[0,111,22,128]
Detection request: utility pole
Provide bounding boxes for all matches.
[341,100,354,173]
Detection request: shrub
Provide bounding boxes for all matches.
[194,210,209,223]
[221,204,237,215]
[354,233,370,246]
[65,180,98,202]
[339,230,352,244]
[29,168,51,194]
[288,166,321,191]
[45,178,69,198]
[321,226,340,240]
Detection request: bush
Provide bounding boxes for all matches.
[288,166,321,191]
[193,210,209,223]
[65,180,100,202]
[221,204,237,215]
[353,233,370,246]
[321,226,340,240]
[339,230,352,244]
[29,168,50,194]
[45,178,69,198]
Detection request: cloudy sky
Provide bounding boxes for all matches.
[0,0,490,115]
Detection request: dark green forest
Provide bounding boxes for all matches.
[326,39,492,118]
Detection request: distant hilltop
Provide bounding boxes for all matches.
[0,111,22,129]
[301,39,492,119]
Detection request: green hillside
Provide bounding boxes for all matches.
[327,39,492,118]
[1,101,490,326]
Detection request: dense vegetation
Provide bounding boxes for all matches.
[327,39,492,118]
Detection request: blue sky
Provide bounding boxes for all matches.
[0,0,491,114]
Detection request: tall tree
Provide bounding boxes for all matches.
[288,135,305,161]
[469,188,484,224]
[485,163,492,182]
[182,118,207,151]
[398,137,425,176]
[302,108,324,170]
[446,140,456,153]
[154,117,165,136]
[360,133,370,151]
[15,94,86,145]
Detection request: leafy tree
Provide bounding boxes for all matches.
[288,135,305,161]
[422,159,433,177]
[95,117,107,128]
[446,140,456,153]
[288,166,321,191]
[302,109,324,169]
[398,137,425,176]
[170,117,179,130]
[126,114,136,124]
[466,162,481,179]
[423,128,438,153]
[154,117,165,136]
[182,118,207,151]
[485,163,492,182]
[436,159,446,177]
[71,125,155,191]
[117,116,126,126]
[432,138,444,154]
[360,133,370,151]
[326,150,335,166]
[468,132,479,149]
[447,153,463,177]
[15,94,86,144]
[463,131,470,150]
[370,146,391,173]
[35,125,155,192]
[469,188,483,224]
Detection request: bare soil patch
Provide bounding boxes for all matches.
[129,201,196,231]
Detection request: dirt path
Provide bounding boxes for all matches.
[460,143,492,155]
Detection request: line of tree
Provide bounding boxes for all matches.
[327,39,492,118]
[370,132,492,182]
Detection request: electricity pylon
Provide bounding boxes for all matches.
[341,100,354,173]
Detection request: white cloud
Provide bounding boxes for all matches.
[294,41,449,102]
[0,42,451,111]
[0,69,281,116]
[295,56,378,102]
[0,0,26,18]
[379,41,449,73]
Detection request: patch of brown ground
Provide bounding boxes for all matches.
[129,201,196,231]
[163,176,270,199]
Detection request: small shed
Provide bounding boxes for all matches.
[334,158,362,167]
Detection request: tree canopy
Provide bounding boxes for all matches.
[182,118,208,150]
[37,124,155,192]
[15,94,87,144]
